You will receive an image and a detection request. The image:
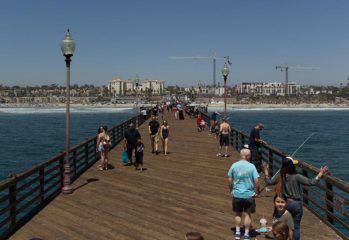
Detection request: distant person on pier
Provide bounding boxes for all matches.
[96,126,110,170]
[263,157,329,240]
[177,103,185,120]
[172,104,178,119]
[141,107,147,120]
[199,119,206,131]
[160,120,170,155]
[149,116,160,154]
[196,114,202,131]
[159,105,164,120]
[216,118,231,157]
[211,111,220,126]
[152,106,158,117]
[227,148,260,240]
[135,136,145,172]
[249,123,265,173]
[123,123,141,166]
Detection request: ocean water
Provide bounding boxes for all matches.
[209,107,349,182]
[1,107,348,183]
[0,107,137,181]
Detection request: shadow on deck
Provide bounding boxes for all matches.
[10,112,340,240]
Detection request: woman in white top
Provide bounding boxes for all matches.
[96,126,110,170]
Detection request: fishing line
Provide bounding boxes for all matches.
[259,132,316,193]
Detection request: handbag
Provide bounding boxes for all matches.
[121,149,129,164]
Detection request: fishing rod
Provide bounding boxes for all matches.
[258,132,315,193]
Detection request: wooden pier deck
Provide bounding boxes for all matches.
[10,112,340,240]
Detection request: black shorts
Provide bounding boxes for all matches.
[232,197,256,213]
[220,134,229,146]
[135,154,143,164]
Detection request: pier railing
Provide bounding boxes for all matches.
[198,110,349,239]
[0,111,150,239]
[230,126,349,240]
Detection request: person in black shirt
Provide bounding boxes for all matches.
[249,123,265,172]
[148,116,160,154]
[152,106,158,117]
[124,123,141,165]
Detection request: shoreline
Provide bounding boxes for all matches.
[1,103,348,109]
[208,103,349,109]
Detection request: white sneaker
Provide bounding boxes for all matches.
[216,153,221,157]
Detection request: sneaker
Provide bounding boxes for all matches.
[234,232,241,240]
[243,235,251,240]
[216,153,221,157]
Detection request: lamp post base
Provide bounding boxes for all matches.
[62,185,73,194]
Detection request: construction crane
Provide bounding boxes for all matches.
[169,53,231,88]
[275,65,319,96]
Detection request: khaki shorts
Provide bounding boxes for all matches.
[150,133,159,142]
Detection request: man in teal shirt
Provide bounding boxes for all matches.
[228,149,260,240]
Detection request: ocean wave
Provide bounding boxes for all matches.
[0,107,134,114]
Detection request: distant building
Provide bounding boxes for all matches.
[108,78,165,96]
[238,82,300,96]
[142,80,165,95]
[108,78,134,96]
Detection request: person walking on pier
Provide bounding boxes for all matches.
[211,111,219,127]
[217,118,231,157]
[160,120,170,155]
[124,123,141,166]
[149,116,160,154]
[135,136,145,172]
[96,126,110,170]
[263,157,329,240]
[228,148,260,240]
[249,123,265,173]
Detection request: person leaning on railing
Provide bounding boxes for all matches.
[263,157,329,240]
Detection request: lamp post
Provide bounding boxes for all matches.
[221,62,230,118]
[135,74,140,127]
[61,29,76,194]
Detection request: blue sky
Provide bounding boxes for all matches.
[0,0,348,87]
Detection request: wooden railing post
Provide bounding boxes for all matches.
[269,148,274,175]
[235,131,239,150]
[302,169,309,205]
[112,127,116,146]
[9,178,17,229]
[325,179,334,224]
[84,142,89,168]
[59,156,64,187]
[39,167,45,203]
[94,139,98,162]
[73,151,77,178]
[241,135,245,150]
